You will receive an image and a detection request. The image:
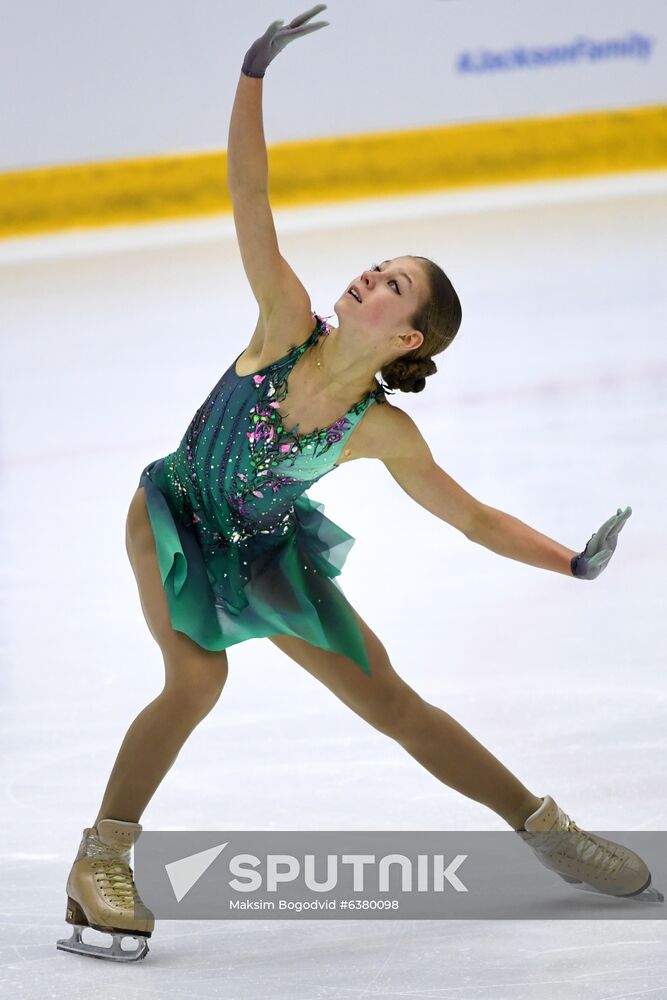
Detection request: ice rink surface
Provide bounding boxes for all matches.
[1,172,666,997]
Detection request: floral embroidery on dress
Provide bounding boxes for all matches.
[239,320,384,510]
[163,314,386,556]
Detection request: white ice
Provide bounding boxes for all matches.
[1,172,666,998]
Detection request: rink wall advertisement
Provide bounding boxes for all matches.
[1,0,666,239]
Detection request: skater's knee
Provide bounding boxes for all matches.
[162,651,229,719]
[366,685,425,740]
[394,688,428,740]
[161,679,225,723]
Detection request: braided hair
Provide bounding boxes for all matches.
[379,256,462,394]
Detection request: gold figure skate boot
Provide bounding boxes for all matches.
[517,795,664,902]
[56,819,155,961]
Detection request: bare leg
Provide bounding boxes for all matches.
[92,487,229,827]
[270,612,542,831]
[394,700,543,830]
[93,677,225,827]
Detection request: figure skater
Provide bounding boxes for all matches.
[57,5,660,963]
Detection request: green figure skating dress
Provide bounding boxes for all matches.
[138,314,388,675]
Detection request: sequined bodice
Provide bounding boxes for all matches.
[161,315,386,561]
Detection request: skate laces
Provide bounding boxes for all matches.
[85,833,144,908]
[545,810,625,877]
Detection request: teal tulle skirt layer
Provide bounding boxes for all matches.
[138,458,371,675]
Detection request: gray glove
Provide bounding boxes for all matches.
[570,506,632,580]
[242,4,330,79]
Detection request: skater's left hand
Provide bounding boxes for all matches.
[570,507,632,580]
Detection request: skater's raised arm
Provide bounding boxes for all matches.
[227,7,330,324]
[227,73,269,196]
[228,6,329,193]
[372,407,631,579]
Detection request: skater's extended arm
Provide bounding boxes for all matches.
[467,505,578,575]
[375,407,631,579]
[468,496,632,580]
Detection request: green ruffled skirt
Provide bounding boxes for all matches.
[138,458,372,675]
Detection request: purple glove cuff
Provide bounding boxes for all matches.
[571,553,584,577]
[241,61,265,79]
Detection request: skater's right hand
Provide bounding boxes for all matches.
[242,5,330,79]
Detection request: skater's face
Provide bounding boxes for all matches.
[335,256,427,357]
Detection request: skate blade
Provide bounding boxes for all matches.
[56,924,150,962]
[559,873,665,903]
[637,886,665,903]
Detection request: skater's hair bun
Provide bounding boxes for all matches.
[381,355,438,394]
[379,256,462,394]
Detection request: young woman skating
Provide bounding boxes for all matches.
[57,5,660,964]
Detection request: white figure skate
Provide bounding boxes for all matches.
[517,795,664,902]
[56,818,155,961]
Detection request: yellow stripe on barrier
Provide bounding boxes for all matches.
[1,103,666,240]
